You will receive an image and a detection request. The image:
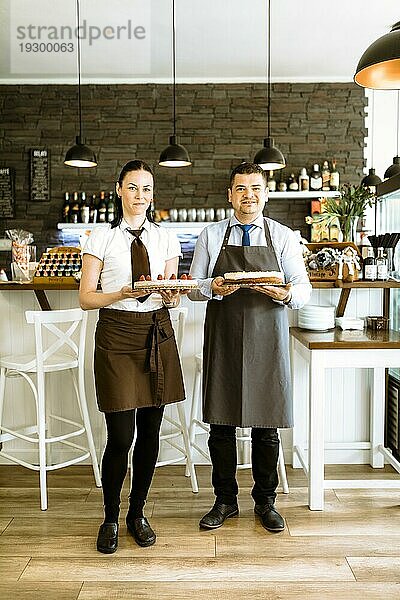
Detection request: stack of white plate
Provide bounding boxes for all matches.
[298,305,335,331]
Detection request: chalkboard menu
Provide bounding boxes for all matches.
[0,167,15,218]
[30,148,50,202]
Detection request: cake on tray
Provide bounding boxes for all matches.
[134,275,198,290]
[223,271,284,285]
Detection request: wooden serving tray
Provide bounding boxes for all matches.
[221,282,287,288]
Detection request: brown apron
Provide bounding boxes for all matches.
[94,307,185,412]
[203,219,292,428]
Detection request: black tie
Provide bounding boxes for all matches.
[127,228,151,302]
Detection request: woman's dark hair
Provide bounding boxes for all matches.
[111,159,156,228]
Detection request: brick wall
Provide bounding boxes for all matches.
[0,82,366,255]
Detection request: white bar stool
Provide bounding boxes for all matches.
[157,307,198,492]
[188,353,289,494]
[0,308,101,510]
[128,307,198,493]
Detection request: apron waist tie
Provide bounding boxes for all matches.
[148,313,168,405]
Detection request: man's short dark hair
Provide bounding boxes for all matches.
[229,162,268,189]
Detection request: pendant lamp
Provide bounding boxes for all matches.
[159,0,191,167]
[64,0,97,168]
[254,0,285,170]
[354,21,400,90]
[384,91,400,179]
[361,91,382,193]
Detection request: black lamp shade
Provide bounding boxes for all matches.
[159,135,191,167]
[361,167,382,189]
[64,136,97,168]
[254,137,285,170]
[354,21,400,89]
[384,156,400,179]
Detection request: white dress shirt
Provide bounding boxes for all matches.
[82,219,182,312]
[189,214,311,309]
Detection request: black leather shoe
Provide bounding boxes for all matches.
[126,516,156,547]
[199,502,239,529]
[254,503,285,532]
[97,522,118,554]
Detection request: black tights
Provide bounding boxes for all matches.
[101,406,164,523]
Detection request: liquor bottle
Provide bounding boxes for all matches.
[310,164,322,191]
[89,194,97,223]
[363,247,377,281]
[107,191,115,223]
[298,167,309,191]
[376,247,388,280]
[330,159,340,191]
[267,171,276,192]
[278,171,287,192]
[287,173,299,191]
[80,191,90,224]
[98,191,107,223]
[62,192,70,223]
[70,192,80,224]
[321,160,331,191]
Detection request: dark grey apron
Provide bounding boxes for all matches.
[203,219,292,428]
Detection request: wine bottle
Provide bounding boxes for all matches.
[321,160,331,191]
[70,191,80,224]
[62,192,70,223]
[376,247,388,281]
[80,191,90,224]
[287,173,299,191]
[298,167,309,191]
[363,247,377,281]
[107,191,115,223]
[267,171,276,192]
[310,164,322,191]
[330,160,340,191]
[98,191,107,223]
[89,194,97,223]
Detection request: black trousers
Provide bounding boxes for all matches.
[101,406,164,523]
[208,424,279,505]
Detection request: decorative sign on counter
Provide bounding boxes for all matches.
[30,148,50,202]
[0,167,15,218]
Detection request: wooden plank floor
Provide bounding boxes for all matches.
[0,464,400,599]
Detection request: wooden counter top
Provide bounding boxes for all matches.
[0,281,79,290]
[290,326,400,349]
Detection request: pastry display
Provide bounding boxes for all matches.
[134,274,198,290]
[223,271,284,285]
[33,246,82,283]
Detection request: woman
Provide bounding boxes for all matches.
[79,159,185,554]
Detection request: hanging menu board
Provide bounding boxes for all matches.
[0,167,15,218]
[30,148,50,202]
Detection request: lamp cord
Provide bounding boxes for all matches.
[397,90,399,156]
[371,90,374,167]
[267,0,271,139]
[76,0,82,140]
[172,0,176,138]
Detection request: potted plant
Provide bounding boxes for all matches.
[306,184,374,243]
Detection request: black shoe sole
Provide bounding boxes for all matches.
[126,521,156,547]
[97,544,118,554]
[199,508,239,530]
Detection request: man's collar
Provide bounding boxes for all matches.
[229,213,264,228]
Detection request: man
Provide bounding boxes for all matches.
[189,162,311,532]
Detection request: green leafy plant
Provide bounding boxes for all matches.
[305,184,375,242]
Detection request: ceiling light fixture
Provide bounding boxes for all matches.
[361,91,382,193]
[354,21,400,90]
[159,0,191,168]
[64,0,97,168]
[254,0,285,170]
[384,91,400,179]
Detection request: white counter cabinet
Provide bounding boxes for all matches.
[0,284,387,466]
